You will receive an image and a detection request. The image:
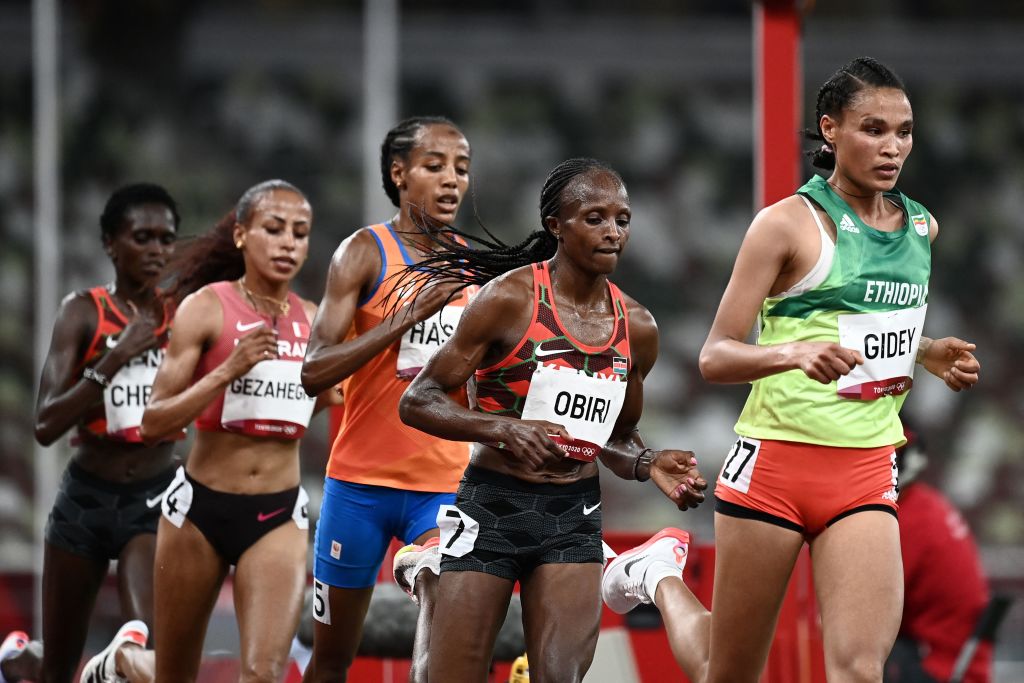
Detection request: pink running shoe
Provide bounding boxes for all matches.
[601,528,690,614]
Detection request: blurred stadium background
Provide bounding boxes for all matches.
[1,0,1022,680]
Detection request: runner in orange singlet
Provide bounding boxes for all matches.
[300,117,474,683]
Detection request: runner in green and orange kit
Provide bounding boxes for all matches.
[601,57,981,683]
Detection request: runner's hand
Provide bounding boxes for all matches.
[497,419,570,471]
[791,342,864,384]
[111,300,162,362]
[223,326,279,379]
[649,450,707,510]
[920,337,979,391]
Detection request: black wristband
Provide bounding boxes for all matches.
[633,448,655,482]
[82,366,111,388]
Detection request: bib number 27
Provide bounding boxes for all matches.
[718,437,761,494]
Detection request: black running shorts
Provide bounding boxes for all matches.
[439,465,604,581]
[44,461,176,562]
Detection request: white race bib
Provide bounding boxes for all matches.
[103,350,162,439]
[161,466,193,528]
[222,359,315,433]
[437,504,479,557]
[519,362,627,462]
[396,305,464,379]
[837,305,927,400]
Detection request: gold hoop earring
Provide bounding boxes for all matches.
[236,241,244,249]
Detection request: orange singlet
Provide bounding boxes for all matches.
[326,223,473,493]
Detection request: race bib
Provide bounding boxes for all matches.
[293,487,310,530]
[396,305,464,380]
[103,357,159,440]
[520,362,627,462]
[717,436,761,495]
[837,305,927,400]
[161,467,193,528]
[222,359,315,436]
[437,504,479,557]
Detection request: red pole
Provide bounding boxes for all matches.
[754,0,803,210]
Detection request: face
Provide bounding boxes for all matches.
[234,189,312,285]
[391,124,471,226]
[821,86,913,192]
[545,170,630,275]
[104,203,177,285]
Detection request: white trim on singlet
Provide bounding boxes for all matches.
[776,196,836,299]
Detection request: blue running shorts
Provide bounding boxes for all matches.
[313,477,455,588]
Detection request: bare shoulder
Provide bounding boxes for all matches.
[297,296,318,323]
[620,291,657,345]
[173,285,223,335]
[928,213,939,243]
[472,265,535,310]
[750,195,815,238]
[330,227,379,269]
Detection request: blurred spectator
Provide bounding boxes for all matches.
[885,427,992,683]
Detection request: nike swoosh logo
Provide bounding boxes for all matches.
[257,507,287,522]
[583,502,601,515]
[623,554,647,577]
[145,495,163,508]
[534,342,569,358]
[236,320,265,332]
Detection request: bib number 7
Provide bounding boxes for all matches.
[436,505,479,558]
[718,437,761,494]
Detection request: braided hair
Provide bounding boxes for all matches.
[805,57,908,170]
[100,182,180,244]
[165,179,308,302]
[381,116,464,208]
[383,158,621,313]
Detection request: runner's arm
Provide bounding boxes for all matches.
[597,301,706,508]
[141,288,276,442]
[700,200,863,384]
[399,276,567,470]
[34,293,107,445]
[301,230,451,395]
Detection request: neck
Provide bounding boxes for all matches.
[826,173,887,214]
[240,274,289,301]
[392,208,446,255]
[547,255,609,308]
[111,277,157,307]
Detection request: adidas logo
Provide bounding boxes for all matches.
[839,214,860,234]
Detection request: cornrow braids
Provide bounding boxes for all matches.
[100,182,180,243]
[804,56,908,170]
[382,157,620,316]
[380,116,461,207]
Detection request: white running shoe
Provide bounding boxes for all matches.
[601,528,690,614]
[79,620,148,683]
[0,630,29,683]
[393,536,441,604]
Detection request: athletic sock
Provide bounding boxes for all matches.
[643,560,682,605]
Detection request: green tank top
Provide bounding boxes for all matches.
[734,175,932,448]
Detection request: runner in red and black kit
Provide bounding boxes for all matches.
[26,184,180,683]
[886,429,992,683]
[398,158,706,682]
[80,180,340,683]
